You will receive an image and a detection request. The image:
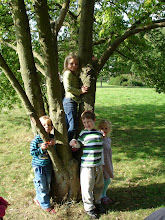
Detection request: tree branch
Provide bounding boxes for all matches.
[34,0,71,161]
[92,38,108,46]
[97,19,165,73]
[10,0,45,116]
[54,1,77,21]
[1,40,45,75]
[2,40,44,65]
[0,52,46,136]
[115,49,135,62]
[51,0,70,35]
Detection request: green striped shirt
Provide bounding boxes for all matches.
[77,129,103,167]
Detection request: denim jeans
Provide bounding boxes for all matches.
[63,97,78,142]
[33,165,52,209]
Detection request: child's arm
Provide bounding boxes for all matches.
[30,136,44,156]
[63,71,88,95]
[49,138,56,146]
[69,139,80,148]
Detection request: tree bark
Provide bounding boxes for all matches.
[33,0,80,201]
[78,0,97,129]
[78,0,94,65]
[10,0,45,117]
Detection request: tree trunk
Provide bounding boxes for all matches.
[78,0,94,65]
[78,0,97,131]
[33,0,80,201]
[10,0,45,118]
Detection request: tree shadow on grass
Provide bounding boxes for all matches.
[112,127,165,162]
[105,182,165,211]
[96,104,165,214]
[96,104,165,162]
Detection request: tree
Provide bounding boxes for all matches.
[105,29,165,91]
[0,0,165,202]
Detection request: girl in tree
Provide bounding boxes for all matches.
[98,119,114,205]
[63,53,88,142]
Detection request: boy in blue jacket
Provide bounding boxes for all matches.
[30,116,56,214]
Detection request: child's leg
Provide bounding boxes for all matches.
[101,178,111,198]
[80,167,95,212]
[33,165,52,210]
[63,98,78,142]
[44,165,53,195]
[93,165,104,204]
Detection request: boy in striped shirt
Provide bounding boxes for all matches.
[30,116,56,214]
[70,111,105,219]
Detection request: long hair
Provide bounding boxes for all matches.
[63,53,79,72]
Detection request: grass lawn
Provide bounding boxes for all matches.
[0,86,165,219]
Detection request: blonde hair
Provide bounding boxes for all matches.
[39,116,53,127]
[63,53,79,72]
[98,119,111,132]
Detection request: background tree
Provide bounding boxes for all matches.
[0,0,165,202]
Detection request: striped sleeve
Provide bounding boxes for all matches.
[78,130,103,167]
[30,134,55,166]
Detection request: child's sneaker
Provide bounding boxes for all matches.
[101,196,113,205]
[86,209,99,219]
[34,198,40,206]
[95,204,106,214]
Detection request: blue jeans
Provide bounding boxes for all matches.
[63,98,78,142]
[33,165,52,209]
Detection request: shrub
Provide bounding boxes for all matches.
[108,75,145,87]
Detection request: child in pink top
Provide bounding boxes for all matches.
[98,120,114,205]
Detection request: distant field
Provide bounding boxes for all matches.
[0,87,165,219]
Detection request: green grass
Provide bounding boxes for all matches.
[0,87,165,219]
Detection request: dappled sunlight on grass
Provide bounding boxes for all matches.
[106,182,165,213]
[95,87,165,219]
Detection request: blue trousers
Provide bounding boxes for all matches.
[33,165,52,209]
[63,97,78,142]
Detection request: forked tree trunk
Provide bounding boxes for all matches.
[8,0,97,202]
[10,0,81,202]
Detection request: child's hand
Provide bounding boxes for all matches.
[49,138,56,146]
[69,139,77,147]
[81,85,88,94]
[71,148,79,152]
[40,143,49,150]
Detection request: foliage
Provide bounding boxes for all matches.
[108,74,145,86]
[103,28,165,92]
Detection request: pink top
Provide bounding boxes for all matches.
[102,137,114,179]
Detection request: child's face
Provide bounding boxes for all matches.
[41,120,52,133]
[99,123,110,137]
[82,118,95,131]
[67,58,79,72]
